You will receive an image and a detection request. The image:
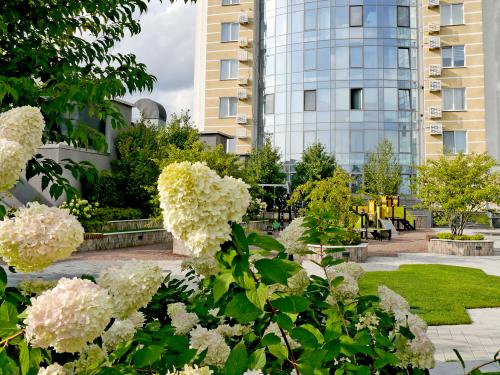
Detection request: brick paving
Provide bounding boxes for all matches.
[366,229,434,256]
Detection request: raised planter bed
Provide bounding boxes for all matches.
[78,229,173,252]
[428,239,494,256]
[306,243,368,263]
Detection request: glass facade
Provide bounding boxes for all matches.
[258,0,419,192]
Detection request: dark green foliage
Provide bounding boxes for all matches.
[292,142,336,189]
[0,0,163,200]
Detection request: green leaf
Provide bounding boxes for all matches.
[271,296,310,313]
[132,345,163,368]
[273,313,293,331]
[0,347,19,374]
[224,293,262,324]
[268,343,288,360]
[213,272,234,303]
[18,341,28,375]
[224,340,248,375]
[247,232,285,252]
[254,259,301,285]
[0,267,6,295]
[262,333,281,346]
[248,348,266,370]
[231,223,248,254]
[0,204,6,220]
[245,283,267,311]
[291,327,318,348]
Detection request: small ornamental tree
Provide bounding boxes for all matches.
[292,142,336,189]
[416,153,500,236]
[362,139,402,199]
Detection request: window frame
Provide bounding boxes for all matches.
[220,22,239,42]
[441,3,464,26]
[397,47,411,68]
[398,89,411,110]
[219,97,237,118]
[304,9,317,31]
[304,90,317,112]
[350,46,363,68]
[265,94,275,115]
[397,6,410,27]
[442,88,466,111]
[349,6,363,27]
[220,59,238,80]
[441,45,465,68]
[443,130,467,154]
[350,88,363,110]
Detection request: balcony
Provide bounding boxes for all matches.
[428,107,442,119]
[429,64,442,77]
[430,80,442,92]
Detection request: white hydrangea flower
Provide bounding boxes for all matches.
[394,310,427,333]
[37,363,67,375]
[243,370,263,375]
[167,302,199,335]
[25,278,113,353]
[378,286,410,314]
[396,326,435,369]
[166,365,214,375]
[128,311,146,329]
[0,106,45,159]
[17,278,57,296]
[216,324,250,337]
[0,139,26,192]
[0,202,84,272]
[269,269,310,296]
[101,319,137,352]
[279,217,308,256]
[63,344,109,375]
[329,262,365,280]
[157,162,250,257]
[98,261,163,319]
[355,312,380,331]
[189,251,220,277]
[327,271,359,301]
[189,325,230,368]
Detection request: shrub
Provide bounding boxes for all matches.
[436,232,485,241]
[340,229,362,245]
[82,207,144,233]
[436,232,454,240]
[469,234,485,240]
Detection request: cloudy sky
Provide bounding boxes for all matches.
[117,1,197,118]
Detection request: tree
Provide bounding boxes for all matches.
[362,138,402,198]
[0,0,172,200]
[157,110,200,150]
[243,138,286,186]
[292,142,336,188]
[416,153,500,235]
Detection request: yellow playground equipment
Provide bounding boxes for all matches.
[354,196,416,238]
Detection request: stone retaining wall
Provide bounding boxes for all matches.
[100,219,159,232]
[306,243,368,263]
[78,229,173,252]
[428,239,494,256]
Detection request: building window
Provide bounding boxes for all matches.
[350,89,363,110]
[398,89,411,110]
[304,9,317,30]
[304,49,316,70]
[304,90,316,111]
[397,6,410,27]
[349,6,363,27]
[220,60,238,80]
[443,88,466,111]
[219,97,237,117]
[442,46,465,68]
[222,0,239,5]
[265,94,275,114]
[350,47,363,68]
[441,3,464,26]
[221,23,239,42]
[398,48,410,68]
[443,131,467,154]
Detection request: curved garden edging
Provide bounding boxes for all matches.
[428,239,494,256]
[306,243,368,263]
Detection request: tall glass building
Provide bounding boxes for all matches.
[258,0,420,190]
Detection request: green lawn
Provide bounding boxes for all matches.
[359,264,500,325]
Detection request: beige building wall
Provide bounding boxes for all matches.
[422,0,487,160]
[194,0,256,155]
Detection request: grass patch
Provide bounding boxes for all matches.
[359,264,500,325]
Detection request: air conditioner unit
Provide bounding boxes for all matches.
[429,80,442,92]
[238,50,249,62]
[238,76,249,85]
[430,123,443,135]
[428,107,442,119]
[238,37,249,47]
[428,0,439,8]
[428,23,440,34]
[235,128,248,138]
[236,115,247,124]
[429,36,441,49]
[429,64,442,77]
[237,89,248,100]
[238,12,249,24]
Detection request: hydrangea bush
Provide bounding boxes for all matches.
[0,118,436,375]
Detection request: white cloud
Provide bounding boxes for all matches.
[117,2,197,117]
